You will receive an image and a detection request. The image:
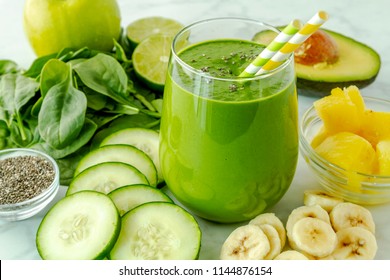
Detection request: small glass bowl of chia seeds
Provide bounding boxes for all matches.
[0,148,60,221]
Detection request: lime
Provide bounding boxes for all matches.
[126,16,183,47]
[132,35,173,92]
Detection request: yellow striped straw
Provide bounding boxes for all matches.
[239,19,302,77]
[256,10,329,75]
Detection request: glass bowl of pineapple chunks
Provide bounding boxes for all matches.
[299,86,390,205]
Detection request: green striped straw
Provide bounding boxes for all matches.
[256,11,329,75]
[239,19,302,77]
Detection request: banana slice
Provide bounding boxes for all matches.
[330,202,375,234]
[220,224,270,260]
[303,189,344,212]
[259,224,282,260]
[332,227,377,260]
[286,205,330,248]
[311,254,335,260]
[291,217,337,258]
[305,252,336,260]
[273,250,309,260]
[249,213,286,248]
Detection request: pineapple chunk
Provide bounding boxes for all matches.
[359,110,390,147]
[376,140,390,175]
[329,87,345,98]
[346,85,365,113]
[311,85,390,176]
[313,86,365,135]
[314,132,377,174]
[311,125,329,148]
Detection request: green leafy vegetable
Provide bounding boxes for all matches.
[73,53,130,104]
[0,73,39,141]
[23,53,57,79]
[38,60,87,149]
[0,60,19,75]
[33,118,97,159]
[40,59,70,96]
[0,38,162,184]
[83,86,108,111]
[38,82,87,149]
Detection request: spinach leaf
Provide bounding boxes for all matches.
[56,47,98,62]
[0,138,7,149]
[0,73,39,140]
[33,118,97,159]
[87,112,122,129]
[23,53,57,79]
[38,63,87,149]
[30,97,43,118]
[73,53,131,105]
[23,47,97,79]
[0,60,19,75]
[0,73,39,120]
[104,103,139,115]
[151,99,163,113]
[126,69,162,116]
[117,28,135,57]
[9,119,35,147]
[83,86,108,110]
[40,59,70,97]
[113,39,130,63]
[0,120,9,138]
[110,113,160,129]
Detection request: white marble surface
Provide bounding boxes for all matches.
[1,0,390,260]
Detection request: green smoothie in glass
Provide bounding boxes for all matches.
[160,18,298,223]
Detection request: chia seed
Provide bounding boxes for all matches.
[0,155,55,205]
[229,84,238,92]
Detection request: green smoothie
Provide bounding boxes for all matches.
[160,39,298,223]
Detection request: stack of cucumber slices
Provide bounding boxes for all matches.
[36,127,202,260]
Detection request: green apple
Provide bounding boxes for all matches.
[23,0,121,56]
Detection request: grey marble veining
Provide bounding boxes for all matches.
[1,0,389,260]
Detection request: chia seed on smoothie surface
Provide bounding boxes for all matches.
[181,39,264,79]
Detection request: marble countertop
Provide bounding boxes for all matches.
[1,0,389,260]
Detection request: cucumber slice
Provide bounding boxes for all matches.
[67,162,148,196]
[74,144,158,187]
[109,202,201,260]
[100,128,163,183]
[108,184,173,216]
[36,191,120,260]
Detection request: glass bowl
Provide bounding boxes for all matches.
[299,96,390,205]
[0,148,60,221]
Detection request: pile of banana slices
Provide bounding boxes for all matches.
[220,189,377,260]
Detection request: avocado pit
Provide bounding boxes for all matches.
[294,30,339,66]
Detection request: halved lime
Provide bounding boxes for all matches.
[132,34,173,92]
[126,16,183,47]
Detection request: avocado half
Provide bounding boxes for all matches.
[253,28,381,97]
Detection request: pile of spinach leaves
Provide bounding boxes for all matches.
[0,41,162,185]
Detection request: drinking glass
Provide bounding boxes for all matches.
[160,18,298,223]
